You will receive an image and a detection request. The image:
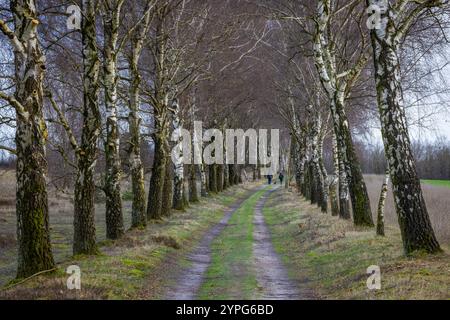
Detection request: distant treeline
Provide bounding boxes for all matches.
[0,153,15,170]
[356,140,450,180]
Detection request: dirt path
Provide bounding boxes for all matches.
[165,187,262,300]
[164,186,303,300]
[253,187,301,299]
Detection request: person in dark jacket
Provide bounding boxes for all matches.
[279,172,284,185]
[267,175,273,185]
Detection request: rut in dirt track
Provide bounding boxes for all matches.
[253,187,301,299]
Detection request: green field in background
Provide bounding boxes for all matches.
[422,179,450,189]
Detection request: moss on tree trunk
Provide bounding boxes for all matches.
[162,157,173,216]
[73,0,100,255]
[209,164,218,193]
[147,134,167,220]
[369,16,441,253]
[217,164,224,192]
[11,0,55,278]
[189,165,199,202]
[334,97,373,227]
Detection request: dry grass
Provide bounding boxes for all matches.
[0,169,153,287]
[364,174,450,243]
[263,188,450,300]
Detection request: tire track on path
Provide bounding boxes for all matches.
[253,187,301,299]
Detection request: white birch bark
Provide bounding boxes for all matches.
[171,98,186,210]
[313,0,373,226]
[102,0,124,239]
[367,0,441,253]
[73,0,101,255]
[127,1,153,228]
[0,0,55,277]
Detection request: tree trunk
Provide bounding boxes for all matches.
[223,162,230,189]
[329,177,339,217]
[313,0,371,225]
[147,133,167,220]
[309,108,326,212]
[377,172,389,237]
[200,164,208,196]
[318,132,328,213]
[189,164,199,202]
[303,161,311,201]
[11,0,55,278]
[73,0,101,255]
[162,155,173,216]
[309,162,318,204]
[223,128,230,189]
[209,164,218,193]
[369,6,441,253]
[228,164,235,186]
[147,10,170,220]
[333,132,350,220]
[127,5,151,229]
[291,136,301,192]
[235,165,241,184]
[182,172,189,207]
[171,99,186,211]
[172,164,184,210]
[285,137,292,189]
[217,164,224,192]
[103,0,124,240]
[335,96,373,226]
[331,134,340,217]
[299,139,307,196]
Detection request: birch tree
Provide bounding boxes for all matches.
[143,0,221,217]
[102,0,125,240]
[170,97,187,210]
[126,1,154,228]
[332,132,350,219]
[377,171,389,236]
[313,0,374,226]
[145,2,178,220]
[30,1,99,255]
[367,0,443,253]
[73,0,101,255]
[306,98,327,211]
[0,0,55,277]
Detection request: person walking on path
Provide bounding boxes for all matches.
[279,172,284,185]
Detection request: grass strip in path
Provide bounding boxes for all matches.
[197,188,268,300]
[253,187,305,299]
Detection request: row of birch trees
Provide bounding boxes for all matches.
[268,0,447,255]
[0,0,265,278]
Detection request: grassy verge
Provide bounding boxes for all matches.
[198,188,267,300]
[422,179,450,189]
[0,184,257,300]
[263,188,450,300]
